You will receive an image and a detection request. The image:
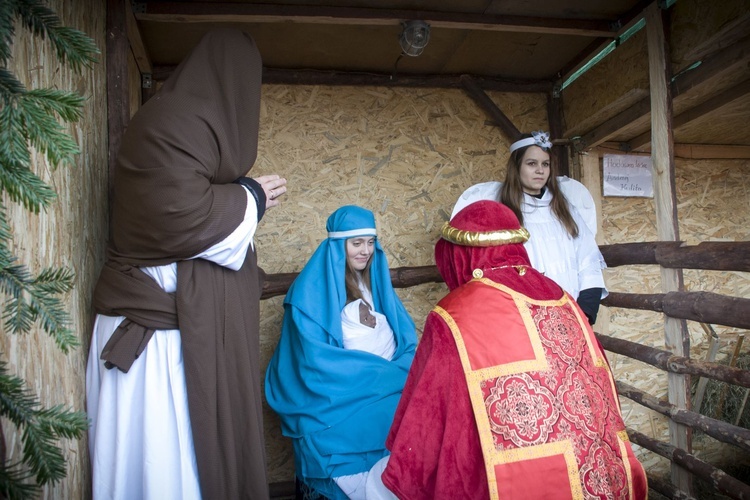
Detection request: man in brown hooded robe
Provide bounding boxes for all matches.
[86,29,286,500]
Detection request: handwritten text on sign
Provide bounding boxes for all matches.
[603,154,653,197]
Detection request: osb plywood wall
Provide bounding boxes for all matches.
[1,0,108,498]
[255,86,750,483]
[598,158,750,475]
[253,86,549,482]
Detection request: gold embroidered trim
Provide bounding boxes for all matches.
[616,432,637,500]
[440,221,530,247]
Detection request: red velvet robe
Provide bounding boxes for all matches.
[382,278,648,500]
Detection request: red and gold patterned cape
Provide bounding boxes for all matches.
[383,278,648,500]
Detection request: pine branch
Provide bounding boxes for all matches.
[29,267,77,351]
[0,67,26,99]
[8,1,99,72]
[0,3,17,67]
[0,2,95,495]
[0,463,40,499]
[0,246,77,352]
[0,93,33,168]
[17,91,81,166]
[0,202,12,242]
[0,361,39,422]
[24,88,84,123]
[0,158,56,213]
[0,361,87,486]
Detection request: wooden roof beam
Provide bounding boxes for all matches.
[628,78,750,150]
[576,33,750,150]
[460,75,520,142]
[149,65,554,92]
[559,0,653,82]
[126,0,152,74]
[135,2,617,37]
[599,142,750,159]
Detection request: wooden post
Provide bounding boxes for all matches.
[106,0,130,229]
[580,150,610,345]
[646,2,692,492]
[547,88,569,176]
[693,324,720,412]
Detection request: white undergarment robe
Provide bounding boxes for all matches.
[333,285,398,499]
[86,190,257,500]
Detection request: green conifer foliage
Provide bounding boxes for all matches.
[0,1,98,497]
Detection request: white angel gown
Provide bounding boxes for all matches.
[452,177,607,300]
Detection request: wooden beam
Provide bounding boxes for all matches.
[628,78,750,150]
[598,335,750,389]
[673,33,750,97]
[599,241,750,271]
[646,3,691,491]
[673,143,750,159]
[107,0,130,230]
[260,241,750,300]
[125,0,152,74]
[646,474,697,500]
[577,34,750,150]
[628,429,750,500]
[460,75,520,142]
[559,0,652,82]
[137,2,616,37]
[547,90,569,176]
[565,88,648,139]
[578,99,651,150]
[149,65,555,92]
[603,291,750,330]
[682,11,750,62]
[599,142,750,159]
[262,265,443,299]
[617,381,750,453]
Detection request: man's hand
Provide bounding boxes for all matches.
[254,174,287,209]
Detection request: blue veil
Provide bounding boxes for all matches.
[265,205,417,498]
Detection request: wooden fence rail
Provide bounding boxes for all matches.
[600,241,750,271]
[262,265,443,299]
[597,334,750,388]
[628,428,750,499]
[260,241,750,498]
[603,291,750,330]
[645,474,697,500]
[616,381,750,453]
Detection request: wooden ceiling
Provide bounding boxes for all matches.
[124,0,750,156]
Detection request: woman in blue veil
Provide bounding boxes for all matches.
[265,205,417,499]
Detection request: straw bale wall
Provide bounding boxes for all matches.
[254,85,549,482]
[1,0,108,498]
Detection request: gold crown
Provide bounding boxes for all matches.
[440,221,530,247]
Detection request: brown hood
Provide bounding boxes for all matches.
[109,28,261,264]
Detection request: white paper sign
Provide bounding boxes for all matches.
[603,154,653,197]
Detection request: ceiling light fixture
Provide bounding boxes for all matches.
[399,20,430,57]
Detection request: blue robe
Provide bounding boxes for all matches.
[265,205,417,499]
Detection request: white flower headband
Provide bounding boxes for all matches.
[509,131,553,154]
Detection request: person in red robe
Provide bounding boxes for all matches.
[381,200,648,499]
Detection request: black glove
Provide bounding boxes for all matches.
[576,287,602,325]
